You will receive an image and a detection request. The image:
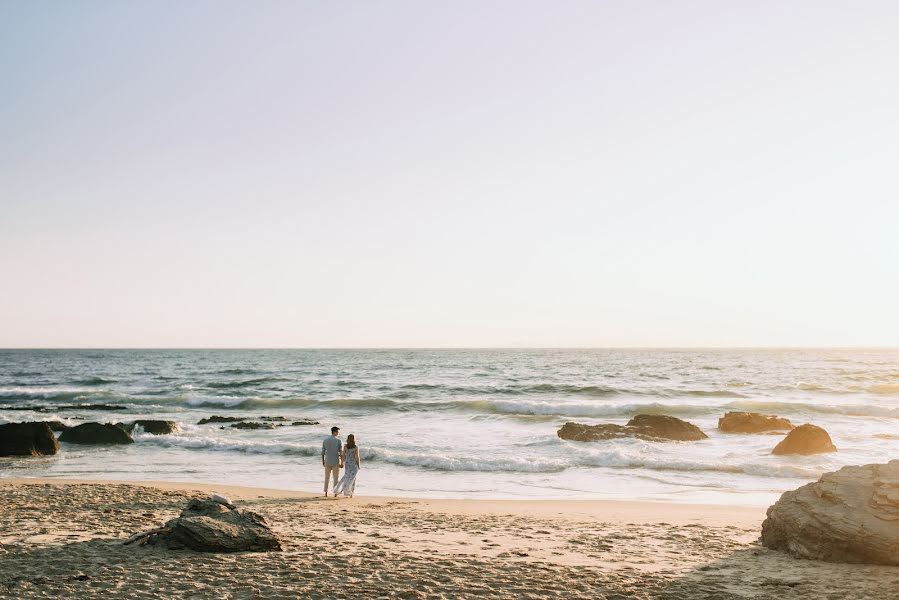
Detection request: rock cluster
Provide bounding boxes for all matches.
[761,460,899,565]
[0,422,59,456]
[771,424,836,455]
[718,411,794,433]
[558,414,708,442]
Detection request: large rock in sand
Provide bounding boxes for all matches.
[155,499,281,552]
[771,424,836,455]
[58,422,134,445]
[558,414,708,442]
[0,422,60,456]
[761,461,899,565]
[718,411,794,433]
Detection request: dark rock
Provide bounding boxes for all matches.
[0,422,60,456]
[198,416,247,425]
[123,420,179,435]
[558,414,708,442]
[627,415,708,440]
[291,419,320,426]
[719,411,794,433]
[257,416,288,421]
[58,422,134,445]
[42,421,71,432]
[230,422,277,430]
[761,461,899,565]
[150,498,282,552]
[771,424,836,455]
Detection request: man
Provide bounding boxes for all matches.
[321,426,342,497]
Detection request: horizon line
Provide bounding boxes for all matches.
[1,346,897,351]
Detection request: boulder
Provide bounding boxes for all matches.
[229,422,279,430]
[558,414,708,442]
[0,422,60,456]
[198,416,246,425]
[42,420,71,432]
[149,498,281,552]
[117,420,179,435]
[761,461,899,565]
[58,422,134,445]
[771,424,836,455]
[291,419,320,426]
[718,411,794,433]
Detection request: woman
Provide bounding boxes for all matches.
[333,433,361,498]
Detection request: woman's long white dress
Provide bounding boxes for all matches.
[334,446,359,497]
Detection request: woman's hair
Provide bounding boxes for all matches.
[346,434,356,449]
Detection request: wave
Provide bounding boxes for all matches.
[364,447,567,473]
[570,447,825,479]
[206,377,290,389]
[134,433,320,456]
[132,432,826,479]
[71,377,116,386]
[724,400,899,418]
[869,384,899,395]
[185,396,399,410]
[522,384,622,396]
[0,388,120,404]
[680,389,748,398]
[456,399,717,418]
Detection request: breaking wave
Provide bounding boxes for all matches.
[133,433,826,478]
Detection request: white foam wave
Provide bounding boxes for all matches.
[570,446,824,479]
[130,430,828,480]
[363,446,568,473]
[724,400,899,418]
[133,433,319,456]
[463,399,717,418]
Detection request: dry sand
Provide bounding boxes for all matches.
[0,478,896,599]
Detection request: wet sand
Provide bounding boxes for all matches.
[1,478,896,599]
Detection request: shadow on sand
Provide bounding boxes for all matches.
[653,544,899,600]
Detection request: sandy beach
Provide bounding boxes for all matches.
[1,479,896,599]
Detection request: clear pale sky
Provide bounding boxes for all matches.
[1,1,898,348]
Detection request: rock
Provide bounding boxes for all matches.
[626,415,708,440]
[771,424,836,455]
[58,422,134,445]
[229,422,278,430]
[0,422,60,456]
[198,416,247,425]
[761,461,899,565]
[118,420,179,435]
[291,419,320,426]
[200,415,299,427]
[151,498,282,552]
[558,414,708,442]
[42,421,71,432]
[718,411,794,433]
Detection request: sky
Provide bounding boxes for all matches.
[1,1,898,348]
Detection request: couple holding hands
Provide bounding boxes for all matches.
[321,425,362,497]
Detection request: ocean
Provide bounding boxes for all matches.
[1,349,896,506]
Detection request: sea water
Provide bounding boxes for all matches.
[1,349,897,506]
